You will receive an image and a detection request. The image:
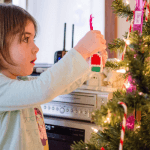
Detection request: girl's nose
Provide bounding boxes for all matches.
[33,44,39,54]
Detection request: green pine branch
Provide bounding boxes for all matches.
[111,0,133,21]
[105,59,129,70]
[108,38,125,53]
[71,140,98,150]
[143,18,150,37]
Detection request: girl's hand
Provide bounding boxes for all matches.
[99,50,108,67]
[74,30,107,60]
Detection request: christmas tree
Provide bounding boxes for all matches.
[71,0,150,149]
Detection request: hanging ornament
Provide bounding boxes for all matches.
[147,2,150,18]
[89,14,103,72]
[129,24,132,32]
[146,16,148,22]
[133,0,145,34]
[126,115,135,130]
[136,111,141,122]
[90,53,103,72]
[118,102,127,150]
[101,147,105,150]
[126,16,129,22]
[144,1,148,19]
[122,75,129,90]
[133,109,141,122]
[89,14,94,30]
[126,76,136,93]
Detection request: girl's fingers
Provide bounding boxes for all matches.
[100,38,106,44]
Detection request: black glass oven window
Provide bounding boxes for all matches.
[45,124,85,150]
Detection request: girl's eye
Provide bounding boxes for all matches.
[23,37,29,43]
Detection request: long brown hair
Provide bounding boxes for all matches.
[0,3,38,70]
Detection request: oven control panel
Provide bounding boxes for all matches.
[41,90,113,121]
[41,102,93,121]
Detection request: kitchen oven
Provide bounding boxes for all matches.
[41,89,113,150]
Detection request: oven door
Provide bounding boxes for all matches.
[44,116,101,150]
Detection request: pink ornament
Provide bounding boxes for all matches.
[89,14,94,30]
[127,75,136,93]
[126,115,135,130]
[133,0,145,33]
[134,54,137,58]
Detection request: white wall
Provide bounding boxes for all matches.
[12,0,26,9]
[117,0,135,59]
[26,0,105,64]
[12,0,136,60]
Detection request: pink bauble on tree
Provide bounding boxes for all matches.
[133,0,145,33]
[126,115,135,130]
[126,75,136,93]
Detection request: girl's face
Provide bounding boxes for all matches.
[0,21,39,79]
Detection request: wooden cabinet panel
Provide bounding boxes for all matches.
[105,0,117,58]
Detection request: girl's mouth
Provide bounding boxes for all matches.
[31,60,35,63]
[31,61,35,65]
[30,59,36,65]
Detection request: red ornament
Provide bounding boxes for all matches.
[146,16,148,22]
[121,52,125,60]
[90,53,103,72]
[129,24,132,32]
[126,16,129,22]
[147,3,149,11]
[91,54,101,65]
[101,147,105,150]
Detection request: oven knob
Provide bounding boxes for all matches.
[60,107,65,114]
[66,108,69,112]
[78,109,82,114]
[52,107,55,110]
[83,110,87,114]
[74,109,78,113]
[44,106,46,109]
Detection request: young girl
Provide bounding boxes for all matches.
[0,3,107,150]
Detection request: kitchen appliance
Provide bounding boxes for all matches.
[44,116,100,150]
[41,89,113,150]
[54,23,74,64]
[27,75,113,150]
